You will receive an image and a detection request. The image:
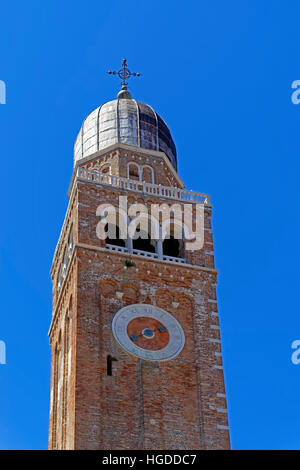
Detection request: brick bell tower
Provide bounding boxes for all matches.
[48,61,230,450]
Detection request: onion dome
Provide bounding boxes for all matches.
[74,86,177,170]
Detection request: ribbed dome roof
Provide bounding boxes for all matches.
[74,94,177,170]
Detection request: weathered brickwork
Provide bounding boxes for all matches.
[73,144,183,189]
[48,145,230,450]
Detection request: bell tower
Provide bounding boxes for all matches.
[48,61,230,450]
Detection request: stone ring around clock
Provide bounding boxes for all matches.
[111,304,185,362]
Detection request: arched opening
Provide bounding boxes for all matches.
[162,222,185,259]
[142,165,154,184]
[163,236,180,257]
[105,224,126,248]
[128,162,140,181]
[132,225,156,254]
[67,228,73,256]
[132,234,156,253]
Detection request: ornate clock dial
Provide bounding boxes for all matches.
[111,304,185,361]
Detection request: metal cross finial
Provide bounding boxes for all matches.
[107,59,141,88]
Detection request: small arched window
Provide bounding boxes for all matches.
[141,165,154,184]
[128,162,140,181]
[67,228,73,257]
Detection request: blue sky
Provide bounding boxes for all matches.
[0,0,300,450]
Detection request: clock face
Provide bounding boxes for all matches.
[111,304,185,361]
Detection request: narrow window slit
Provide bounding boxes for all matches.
[107,355,118,376]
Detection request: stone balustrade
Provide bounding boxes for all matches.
[106,243,186,264]
[77,167,210,204]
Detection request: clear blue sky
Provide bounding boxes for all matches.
[0,0,300,450]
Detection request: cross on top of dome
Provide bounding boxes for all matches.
[107,59,141,89]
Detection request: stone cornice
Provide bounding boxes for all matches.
[75,242,218,274]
